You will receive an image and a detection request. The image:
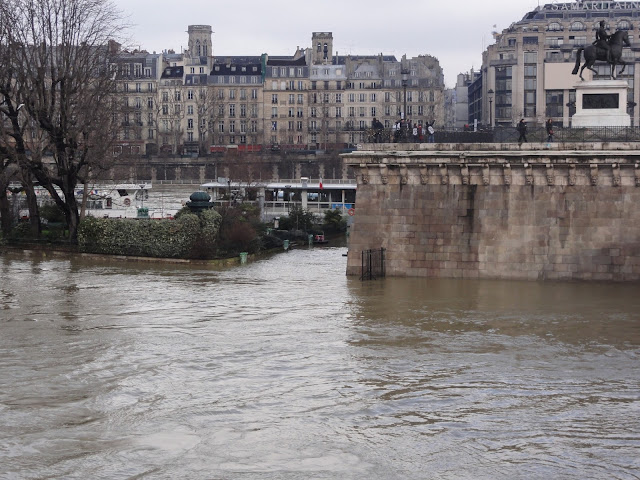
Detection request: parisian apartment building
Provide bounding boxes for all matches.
[114,28,445,156]
[475,0,640,128]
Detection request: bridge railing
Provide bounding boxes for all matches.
[369,126,640,144]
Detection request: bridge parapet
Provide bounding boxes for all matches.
[346,148,640,187]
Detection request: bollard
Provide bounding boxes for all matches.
[283,240,289,251]
[239,252,248,264]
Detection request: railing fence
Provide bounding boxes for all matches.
[364,126,640,144]
[361,248,386,281]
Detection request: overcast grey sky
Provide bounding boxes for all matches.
[113,0,541,88]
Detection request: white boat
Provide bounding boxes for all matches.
[78,183,157,219]
[16,183,179,220]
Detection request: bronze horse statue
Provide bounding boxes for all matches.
[572,30,631,80]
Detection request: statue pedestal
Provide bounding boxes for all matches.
[571,80,630,127]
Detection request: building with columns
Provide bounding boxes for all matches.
[111,28,445,156]
[480,1,640,128]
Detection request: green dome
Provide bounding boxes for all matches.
[186,190,214,213]
[189,191,211,202]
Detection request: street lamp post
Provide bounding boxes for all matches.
[401,68,409,142]
[487,89,494,127]
[285,185,291,214]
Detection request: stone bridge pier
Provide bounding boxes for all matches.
[343,143,640,281]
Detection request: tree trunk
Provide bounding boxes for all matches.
[68,206,79,242]
[23,179,41,237]
[0,193,12,236]
[62,182,80,242]
[0,164,19,235]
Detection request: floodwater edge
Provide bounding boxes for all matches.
[0,244,288,267]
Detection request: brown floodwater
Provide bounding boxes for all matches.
[1,247,639,479]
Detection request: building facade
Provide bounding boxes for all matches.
[112,29,445,156]
[448,70,480,129]
[480,1,640,128]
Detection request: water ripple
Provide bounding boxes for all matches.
[0,248,639,479]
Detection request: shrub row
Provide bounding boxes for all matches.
[78,209,221,259]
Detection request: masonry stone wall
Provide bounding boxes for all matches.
[344,145,640,281]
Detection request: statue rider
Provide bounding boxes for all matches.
[593,20,612,63]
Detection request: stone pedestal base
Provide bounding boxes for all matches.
[571,79,630,127]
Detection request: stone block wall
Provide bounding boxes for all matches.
[344,146,640,281]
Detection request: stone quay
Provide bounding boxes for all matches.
[343,143,640,281]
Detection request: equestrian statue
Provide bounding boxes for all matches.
[572,21,631,81]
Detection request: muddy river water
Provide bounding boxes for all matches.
[1,247,639,479]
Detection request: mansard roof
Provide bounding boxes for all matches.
[266,56,307,66]
[184,73,209,85]
[335,55,398,63]
[161,66,183,78]
[214,56,262,65]
[210,60,262,75]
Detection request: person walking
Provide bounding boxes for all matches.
[517,119,528,145]
[372,117,384,143]
[546,119,554,143]
[427,121,435,143]
[392,120,400,143]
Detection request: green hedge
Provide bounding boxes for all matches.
[78,210,222,259]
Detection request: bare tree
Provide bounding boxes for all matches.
[0,0,125,240]
[316,91,331,150]
[156,81,185,155]
[0,157,19,235]
[195,85,223,155]
[0,13,47,236]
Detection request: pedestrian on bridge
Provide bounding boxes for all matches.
[517,119,528,145]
